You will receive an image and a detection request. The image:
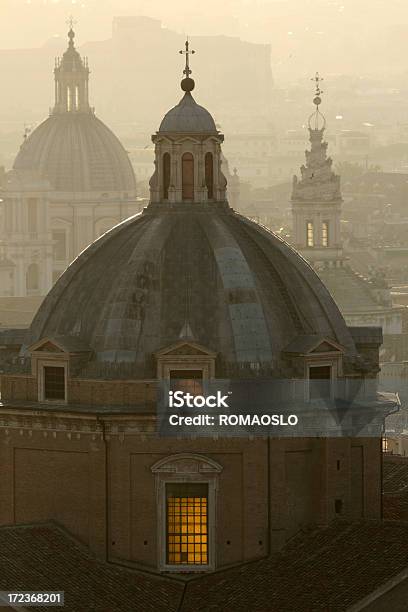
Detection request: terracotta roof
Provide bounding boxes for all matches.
[383,455,408,521]
[0,523,183,612]
[3,521,408,611]
[383,455,408,494]
[181,521,408,612]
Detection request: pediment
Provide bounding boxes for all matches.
[28,335,91,354]
[173,136,201,145]
[29,338,66,353]
[155,340,217,358]
[151,453,223,474]
[311,340,343,354]
[283,335,345,356]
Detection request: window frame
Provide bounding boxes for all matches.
[152,454,221,572]
[322,220,330,247]
[38,360,68,404]
[306,220,314,247]
[306,361,335,402]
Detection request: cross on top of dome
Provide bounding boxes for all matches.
[179,38,196,92]
[66,15,77,46]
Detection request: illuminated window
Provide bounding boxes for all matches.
[322,221,329,247]
[170,369,203,395]
[67,86,72,112]
[306,221,314,247]
[382,436,388,453]
[166,483,208,565]
[75,86,79,110]
[44,366,65,401]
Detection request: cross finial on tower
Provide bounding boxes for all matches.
[66,15,77,30]
[308,72,326,131]
[311,72,323,106]
[66,16,77,45]
[179,38,195,79]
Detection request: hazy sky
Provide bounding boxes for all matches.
[3,0,408,82]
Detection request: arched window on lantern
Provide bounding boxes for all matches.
[67,86,72,112]
[182,152,194,201]
[205,152,214,200]
[163,153,171,200]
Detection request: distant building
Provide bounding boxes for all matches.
[0,26,139,325]
[291,84,406,340]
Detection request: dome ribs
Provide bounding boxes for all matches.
[226,214,305,335]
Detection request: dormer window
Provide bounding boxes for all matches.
[308,364,332,400]
[170,369,203,395]
[28,336,91,404]
[43,365,66,401]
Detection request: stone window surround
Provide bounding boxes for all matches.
[37,358,68,404]
[151,453,223,572]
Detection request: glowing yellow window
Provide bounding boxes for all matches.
[306,221,314,247]
[166,484,208,565]
[322,221,329,247]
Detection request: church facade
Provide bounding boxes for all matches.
[0,26,138,311]
[0,50,396,574]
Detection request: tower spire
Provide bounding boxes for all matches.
[52,20,91,115]
[179,38,196,92]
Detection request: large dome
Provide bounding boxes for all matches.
[13,113,136,193]
[28,205,356,372]
[159,92,218,133]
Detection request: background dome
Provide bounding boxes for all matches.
[159,92,217,133]
[13,113,136,193]
[28,206,356,374]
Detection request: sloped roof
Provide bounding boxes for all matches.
[0,523,183,612]
[318,266,389,314]
[3,521,408,611]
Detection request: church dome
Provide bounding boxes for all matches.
[159,92,218,133]
[13,113,136,193]
[27,206,356,373]
[12,26,136,195]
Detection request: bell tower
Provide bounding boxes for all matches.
[149,39,227,206]
[291,73,343,266]
[53,19,91,114]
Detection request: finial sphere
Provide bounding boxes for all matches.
[181,77,195,92]
[313,95,321,106]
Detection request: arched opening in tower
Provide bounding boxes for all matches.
[182,152,194,201]
[205,152,214,200]
[163,153,171,200]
